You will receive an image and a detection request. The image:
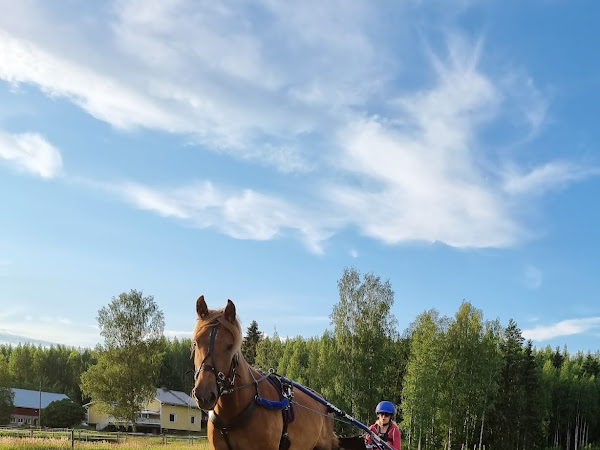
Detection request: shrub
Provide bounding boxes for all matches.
[40,399,85,428]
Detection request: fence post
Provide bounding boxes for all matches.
[71,429,74,449]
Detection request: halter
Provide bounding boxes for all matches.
[194,323,239,398]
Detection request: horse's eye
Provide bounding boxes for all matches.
[227,344,233,351]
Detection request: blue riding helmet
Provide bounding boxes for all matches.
[376,401,395,415]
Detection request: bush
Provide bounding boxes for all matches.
[40,399,86,428]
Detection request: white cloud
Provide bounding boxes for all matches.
[503,161,599,196]
[164,330,193,340]
[523,317,600,341]
[69,31,590,251]
[0,321,100,348]
[0,130,62,178]
[329,117,518,247]
[38,316,72,325]
[112,180,336,254]
[0,30,177,131]
[1,1,598,251]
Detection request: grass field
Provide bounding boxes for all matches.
[0,436,210,449]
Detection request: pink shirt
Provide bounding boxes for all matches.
[365,421,401,450]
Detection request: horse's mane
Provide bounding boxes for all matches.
[193,308,243,353]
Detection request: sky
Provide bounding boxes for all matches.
[1,0,599,354]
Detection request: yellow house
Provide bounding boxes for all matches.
[85,387,204,433]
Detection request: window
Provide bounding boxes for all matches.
[191,416,195,424]
[169,413,176,423]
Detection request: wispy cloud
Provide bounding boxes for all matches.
[0,130,62,178]
[1,1,598,251]
[0,330,57,347]
[164,330,193,340]
[0,305,99,347]
[523,317,600,341]
[110,180,336,254]
[0,321,100,348]
[0,30,175,132]
[503,161,600,196]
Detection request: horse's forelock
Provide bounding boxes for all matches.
[193,309,242,352]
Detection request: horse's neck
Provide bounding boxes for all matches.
[214,355,258,420]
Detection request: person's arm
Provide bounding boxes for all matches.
[392,427,401,450]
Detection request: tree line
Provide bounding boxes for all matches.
[0,268,599,450]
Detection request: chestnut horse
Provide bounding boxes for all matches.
[191,296,339,450]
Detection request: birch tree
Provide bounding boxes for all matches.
[331,267,397,424]
[402,309,447,450]
[80,289,164,431]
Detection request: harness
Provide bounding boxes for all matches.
[195,323,293,450]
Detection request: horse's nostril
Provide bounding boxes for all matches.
[193,388,217,409]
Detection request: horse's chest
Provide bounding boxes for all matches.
[208,416,283,450]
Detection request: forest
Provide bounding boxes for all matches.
[0,267,598,450]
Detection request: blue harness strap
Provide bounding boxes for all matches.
[255,395,289,410]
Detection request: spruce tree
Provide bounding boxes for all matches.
[241,320,262,366]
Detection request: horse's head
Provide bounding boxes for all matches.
[191,295,242,410]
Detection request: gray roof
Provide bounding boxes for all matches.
[155,387,196,408]
[12,388,69,409]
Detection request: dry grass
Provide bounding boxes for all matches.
[0,436,210,450]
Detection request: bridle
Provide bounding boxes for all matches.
[194,323,239,399]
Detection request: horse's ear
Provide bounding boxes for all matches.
[224,299,236,323]
[196,295,209,319]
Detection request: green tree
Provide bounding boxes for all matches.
[241,320,262,366]
[442,302,499,450]
[0,387,13,425]
[157,337,194,393]
[331,267,397,424]
[8,343,36,389]
[520,340,543,450]
[278,337,309,385]
[402,309,448,450]
[0,354,14,425]
[314,331,340,402]
[487,319,525,450]
[40,398,86,428]
[255,332,284,372]
[67,348,96,404]
[80,289,165,431]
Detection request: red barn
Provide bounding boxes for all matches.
[10,388,69,427]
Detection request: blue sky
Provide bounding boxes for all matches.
[1,0,599,353]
